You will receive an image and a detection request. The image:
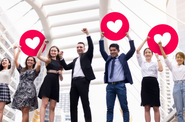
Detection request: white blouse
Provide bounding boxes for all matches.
[136,54,158,78]
[0,62,15,85]
[164,58,185,81]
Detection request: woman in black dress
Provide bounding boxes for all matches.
[12,46,41,122]
[136,37,163,122]
[37,39,63,122]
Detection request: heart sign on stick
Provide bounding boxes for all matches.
[147,24,178,55]
[20,30,46,56]
[101,12,129,41]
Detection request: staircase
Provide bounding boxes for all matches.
[162,109,185,122]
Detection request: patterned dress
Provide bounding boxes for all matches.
[12,65,40,111]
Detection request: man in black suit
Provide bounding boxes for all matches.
[59,28,95,122]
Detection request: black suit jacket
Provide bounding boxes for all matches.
[60,36,95,82]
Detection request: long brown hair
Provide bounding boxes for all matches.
[21,56,36,72]
[47,46,63,70]
[175,52,185,65]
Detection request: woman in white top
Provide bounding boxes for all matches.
[0,57,15,121]
[136,37,163,122]
[158,41,185,122]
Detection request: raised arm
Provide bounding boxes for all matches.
[155,54,163,72]
[136,37,149,54]
[81,28,93,58]
[59,51,73,70]
[13,45,20,69]
[125,32,136,60]
[35,59,41,72]
[37,39,49,63]
[99,32,108,61]
[158,41,167,59]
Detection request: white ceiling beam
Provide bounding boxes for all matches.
[25,0,51,40]
[47,1,99,16]
[52,27,100,39]
[42,0,77,5]
[51,14,99,27]
[99,0,112,52]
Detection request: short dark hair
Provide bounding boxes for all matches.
[109,43,119,50]
[77,42,85,47]
[143,48,153,55]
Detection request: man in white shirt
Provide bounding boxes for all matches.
[59,28,95,122]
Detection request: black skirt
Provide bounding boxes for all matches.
[38,73,59,102]
[141,77,160,107]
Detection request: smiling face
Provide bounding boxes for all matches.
[26,57,35,68]
[50,47,59,58]
[144,48,153,60]
[175,52,185,65]
[1,58,11,69]
[77,43,85,56]
[109,43,120,58]
[109,47,120,58]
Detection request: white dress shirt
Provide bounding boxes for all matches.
[73,57,85,78]
[164,58,185,81]
[136,54,158,78]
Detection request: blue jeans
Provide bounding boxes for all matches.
[106,83,129,122]
[173,80,185,122]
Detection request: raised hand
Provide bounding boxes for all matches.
[158,41,162,47]
[82,28,89,35]
[101,32,105,39]
[13,45,18,50]
[125,32,130,39]
[59,51,63,59]
[13,45,21,52]
[44,39,49,44]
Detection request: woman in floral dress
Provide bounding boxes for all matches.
[11,46,41,122]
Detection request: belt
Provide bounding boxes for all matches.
[47,70,58,74]
[73,76,85,80]
[108,80,125,85]
[174,80,185,83]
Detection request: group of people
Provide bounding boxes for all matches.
[0,28,185,122]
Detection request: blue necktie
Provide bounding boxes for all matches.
[110,57,116,79]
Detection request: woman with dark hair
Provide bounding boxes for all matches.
[158,41,185,122]
[136,37,163,122]
[37,39,63,122]
[11,46,41,122]
[0,57,15,122]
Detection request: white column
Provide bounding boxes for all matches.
[99,0,112,52]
